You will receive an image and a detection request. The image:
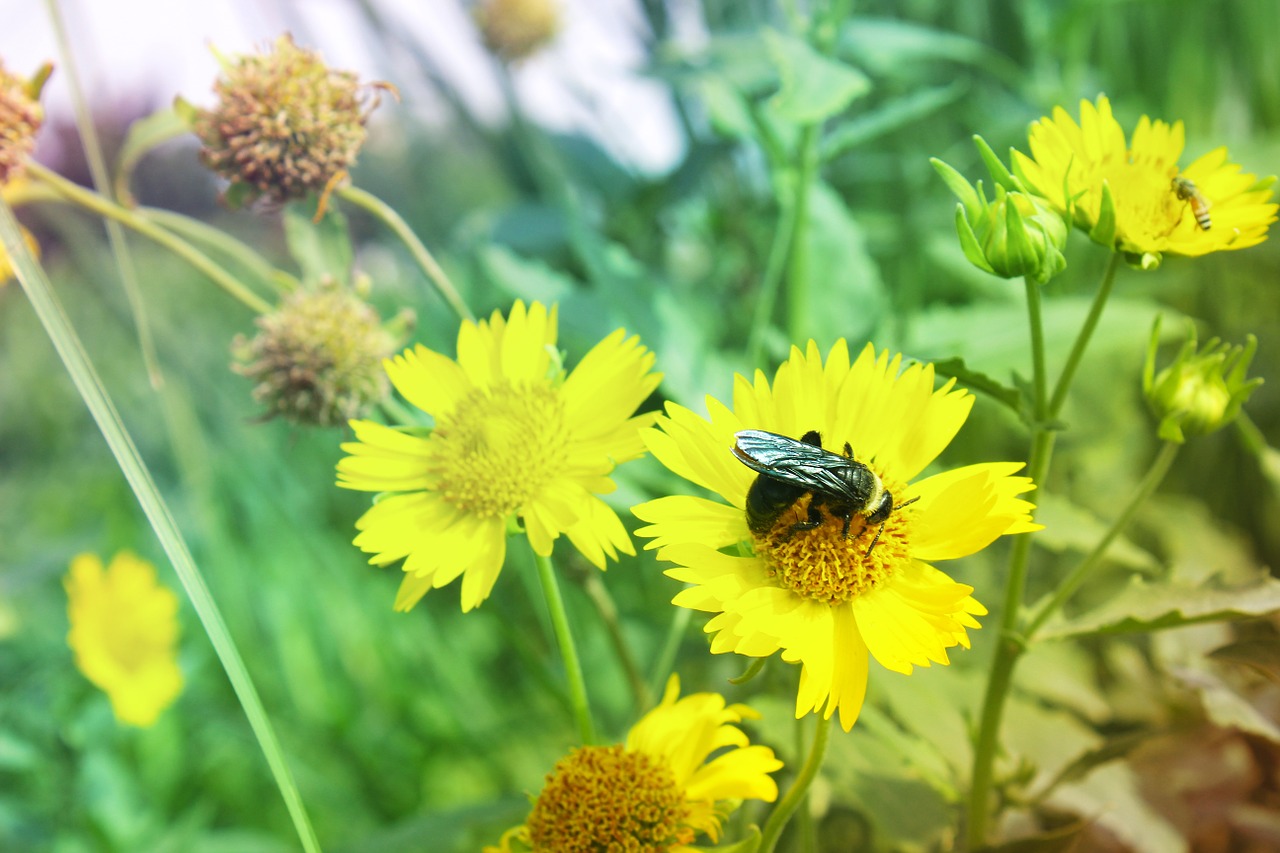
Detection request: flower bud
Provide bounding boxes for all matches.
[0,61,52,185]
[192,36,385,207]
[232,281,406,426]
[474,0,561,62]
[1143,316,1262,443]
[932,136,1068,283]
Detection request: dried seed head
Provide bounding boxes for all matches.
[232,281,404,426]
[194,35,385,206]
[0,61,51,185]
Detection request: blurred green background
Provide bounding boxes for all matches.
[2,1,1279,850]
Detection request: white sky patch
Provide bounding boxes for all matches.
[0,0,684,174]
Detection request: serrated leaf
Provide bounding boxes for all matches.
[282,200,353,285]
[1039,570,1280,639]
[1208,637,1280,685]
[930,356,1025,417]
[114,107,193,207]
[765,30,871,125]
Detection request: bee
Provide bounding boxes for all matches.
[732,429,918,557]
[1172,176,1212,230]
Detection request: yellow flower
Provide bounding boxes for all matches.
[65,551,183,727]
[1012,95,1277,263]
[632,341,1040,731]
[337,301,661,612]
[486,675,782,852]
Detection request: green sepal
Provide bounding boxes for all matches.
[930,157,981,216]
[171,95,200,128]
[1087,180,1118,247]
[973,134,1018,191]
[952,203,995,274]
[1000,186,1039,274]
[222,180,257,211]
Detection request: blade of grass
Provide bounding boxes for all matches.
[0,198,322,853]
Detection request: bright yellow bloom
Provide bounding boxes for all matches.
[337,301,661,612]
[1012,95,1277,262]
[633,341,1040,731]
[486,675,782,852]
[65,551,183,727]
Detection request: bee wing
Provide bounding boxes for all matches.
[732,430,859,497]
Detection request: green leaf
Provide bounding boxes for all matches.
[282,200,353,285]
[1209,637,1280,685]
[823,81,967,160]
[1038,570,1280,639]
[113,107,193,207]
[692,75,756,140]
[477,244,577,304]
[837,18,1022,81]
[930,356,1025,417]
[765,30,871,125]
[798,182,885,345]
[1031,494,1162,575]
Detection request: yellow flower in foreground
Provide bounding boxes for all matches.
[1013,95,1276,261]
[487,675,782,852]
[337,301,661,612]
[633,341,1040,731]
[65,551,183,727]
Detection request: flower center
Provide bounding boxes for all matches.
[752,479,914,604]
[525,744,693,853]
[430,380,568,517]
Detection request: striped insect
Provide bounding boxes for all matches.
[1172,176,1212,231]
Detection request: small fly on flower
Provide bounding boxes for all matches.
[732,429,918,556]
[1172,176,1213,230]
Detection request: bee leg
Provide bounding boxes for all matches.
[894,496,920,511]
[782,500,825,541]
[840,512,853,538]
[864,521,887,558]
[842,442,854,459]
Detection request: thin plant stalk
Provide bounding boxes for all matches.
[1026,441,1180,638]
[759,714,832,853]
[785,122,822,345]
[747,193,801,366]
[530,546,597,744]
[26,162,273,314]
[580,572,653,713]
[966,256,1123,847]
[140,206,299,295]
[46,0,163,387]
[335,185,474,322]
[0,200,322,853]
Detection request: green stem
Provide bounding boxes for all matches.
[530,546,596,744]
[580,572,652,713]
[1048,252,1121,417]
[335,185,473,322]
[139,207,299,294]
[785,123,822,345]
[1025,441,1180,638]
[746,191,801,366]
[965,276,1056,849]
[647,604,693,701]
[46,0,164,387]
[0,200,322,853]
[26,162,272,314]
[759,714,832,853]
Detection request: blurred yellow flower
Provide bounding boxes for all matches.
[486,675,782,852]
[65,551,183,727]
[633,341,1040,731]
[1013,95,1277,262]
[337,301,661,612]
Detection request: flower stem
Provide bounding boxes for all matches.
[1048,251,1121,417]
[747,189,800,366]
[335,184,474,322]
[760,714,832,853]
[966,255,1122,847]
[140,206,299,295]
[530,545,597,744]
[785,122,822,345]
[0,200,322,853]
[1025,440,1180,638]
[580,572,653,713]
[25,162,273,314]
[45,0,164,389]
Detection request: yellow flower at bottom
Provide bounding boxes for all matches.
[632,341,1041,731]
[1013,95,1277,260]
[337,301,661,612]
[65,551,183,727]
[486,675,782,852]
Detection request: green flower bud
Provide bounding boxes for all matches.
[932,136,1068,284]
[192,36,388,207]
[0,61,52,185]
[1143,316,1262,443]
[232,281,408,426]
[474,0,561,62]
